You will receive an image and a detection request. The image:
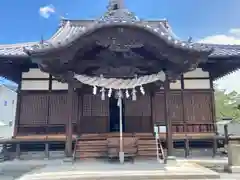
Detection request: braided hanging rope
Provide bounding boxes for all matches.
[74,71,165,89]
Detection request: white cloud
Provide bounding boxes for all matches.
[199,28,240,92]
[39,4,55,19]
[199,28,240,45]
[229,28,240,37]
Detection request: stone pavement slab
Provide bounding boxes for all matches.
[15,160,220,180]
[3,158,240,180]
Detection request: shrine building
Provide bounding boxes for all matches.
[0,0,240,160]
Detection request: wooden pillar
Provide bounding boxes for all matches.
[181,75,189,157]
[210,74,218,157]
[44,143,49,159]
[150,91,154,133]
[65,84,74,157]
[164,76,174,157]
[77,91,82,134]
[224,124,229,145]
[14,89,21,137]
[210,74,217,133]
[16,143,21,160]
[13,71,22,137]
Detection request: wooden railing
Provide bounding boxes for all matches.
[172,123,215,133]
[17,123,78,135]
[17,122,215,136]
[155,122,215,134]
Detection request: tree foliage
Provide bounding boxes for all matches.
[215,84,240,121]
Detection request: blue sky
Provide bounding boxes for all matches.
[0,0,240,91]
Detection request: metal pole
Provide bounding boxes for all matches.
[154,125,160,161]
[119,98,124,163]
[155,134,160,161]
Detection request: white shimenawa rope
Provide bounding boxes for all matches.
[74,71,166,89]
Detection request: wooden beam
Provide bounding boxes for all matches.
[65,84,74,157]
[164,76,174,157]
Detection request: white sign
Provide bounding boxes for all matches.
[159,126,166,133]
[154,126,159,134]
[154,126,159,139]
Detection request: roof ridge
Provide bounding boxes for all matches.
[203,43,240,48]
[0,42,36,48]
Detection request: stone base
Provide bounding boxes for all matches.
[164,156,177,166]
[119,152,124,164]
[14,158,21,161]
[62,157,73,163]
[225,165,240,173]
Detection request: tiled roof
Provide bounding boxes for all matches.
[0,19,212,57]
[207,44,240,57]
[0,1,239,59]
[1,22,240,59]
[0,42,35,57]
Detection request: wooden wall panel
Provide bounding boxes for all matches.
[47,91,79,125]
[18,91,80,135]
[152,90,214,133]
[48,92,68,124]
[183,91,212,122]
[169,92,183,122]
[152,92,165,124]
[19,93,49,125]
[17,88,215,135]
[124,95,152,133]
[80,94,109,133]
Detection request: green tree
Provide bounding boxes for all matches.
[215,85,240,121]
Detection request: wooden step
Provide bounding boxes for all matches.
[77,148,107,152]
[78,140,107,143]
[138,147,157,151]
[79,145,107,149]
[77,142,107,146]
[76,152,107,158]
[138,140,156,144]
[138,152,157,156]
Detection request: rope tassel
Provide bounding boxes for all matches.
[140,85,145,95]
[117,90,123,106]
[108,88,112,98]
[100,87,105,100]
[125,89,130,99]
[132,88,137,101]
[93,86,97,95]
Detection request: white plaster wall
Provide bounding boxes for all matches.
[184,79,211,89]
[0,85,17,139]
[184,68,209,78]
[170,80,181,89]
[21,80,49,90]
[22,68,49,79]
[52,80,68,90]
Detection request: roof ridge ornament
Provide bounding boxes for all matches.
[98,0,138,23]
[108,0,124,10]
[188,37,193,43]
